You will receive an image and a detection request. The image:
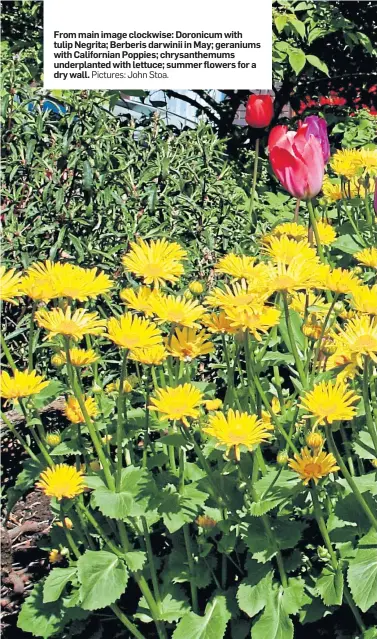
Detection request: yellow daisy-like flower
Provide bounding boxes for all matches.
[148,294,206,328]
[215,254,256,279]
[261,396,281,427]
[36,464,86,500]
[105,379,133,394]
[20,271,56,302]
[64,396,98,424]
[204,398,223,411]
[270,222,307,240]
[322,177,343,202]
[27,261,113,301]
[0,267,23,304]
[149,383,203,426]
[46,433,62,447]
[106,312,163,350]
[289,292,329,317]
[326,349,359,382]
[334,314,377,362]
[300,379,360,427]
[355,148,377,177]
[202,409,273,461]
[49,549,64,564]
[35,307,106,341]
[122,238,187,288]
[120,286,155,314]
[288,447,339,485]
[354,247,377,270]
[202,312,238,334]
[224,305,281,340]
[315,221,337,247]
[205,280,267,310]
[266,257,321,294]
[56,517,73,530]
[53,348,99,367]
[166,327,214,361]
[330,148,362,179]
[129,345,168,366]
[351,285,377,316]
[0,369,49,400]
[262,236,316,265]
[316,266,360,295]
[189,281,204,295]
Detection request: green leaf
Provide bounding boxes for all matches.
[252,587,293,639]
[306,55,329,76]
[77,550,129,611]
[353,431,376,460]
[18,581,65,638]
[333,234,364,255]
[159,433,190,449]
[137,584,190,623]
[92,466,156,519]
[237,560,274,618]
[279,309,305,353]
[173,595,231,639]
[159,483,208,533]
[124,551,147,572]
[288,49,306,75]
[347,529,377,612]
[316,567,343,606]
[43,567,77,603]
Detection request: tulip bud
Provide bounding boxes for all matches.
[245,94,274,129]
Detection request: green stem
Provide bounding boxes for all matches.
[183,524,199,613]
[187,431,229,507]
[111,604,147,639]
[116,350,128,490]
[282,293,306,387]
[28,301,36,371]
[364,188,373,226]
[363,357,377,455]
[339,425,355,476]
[310,295,338,380]
[0,410,39,462]
[249,137,260,227]
[1,332,16,371]
[325,425,377,532]
[307,199,325,263]
[141,517,161,605]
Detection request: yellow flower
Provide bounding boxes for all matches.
[120,286,155,314]
[306,431,324,451]
[316,266,360,295]
[101,434,113,444]
[215,254,256,279]
[105,379,133,394]
[204,398,223,411]
[56,517,73,530]
[266,257,321,294]
[64,396,98,424]
[355,247,377,270]
[288,447,339,485]
[205,280,267,310]
[196,515,217,529]
[35,307,106,341]
[149,383,203,426]
[106,312,163,350]
[0,369,49,400]
[334,314,377,362]
[122,238,187,288]
[351,285,377,316]
[0,267,23,304]
[166,327,214,361]
[52,348,99,367]
[37,464,86,500]
[46,433,62,447]
[261,397,281,426]
[202,312,238,334]
[20,272,56,302]
[355,148,377,177]
[270,222,307,240]
[315,221,337,247]
[202,409,273,461]
[300,380,360,427]
[290,292,329,317]
[27,261,113,300]
[326,350,359,382]
[49,549,63,564]
[262,236,316,265]
[189,281,204,295]
[224,305,281,340]
[148,294,206,328]
[330,148,362,179]
[129,345,167,365]
[322,177,343,202]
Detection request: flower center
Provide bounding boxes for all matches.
[274,275,295,290]
[353,335,377,351]
[59,320,80,334]
[144,263,164,277]
[304,462,322,477]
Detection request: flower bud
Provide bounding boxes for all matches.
[204,399,223,411]
[306,431,324,450]
[317,546,331,562]
[196,515,217,530]
[51,353,65,367]
[56,517,73,530]
[49,549,63,564]
[333,301,344,314]
[371,459,377,469]
[277,450,289,466]
[92,382,102,394]
[46,433,61,447]
[189,281,204,295]
[89,460,101,472]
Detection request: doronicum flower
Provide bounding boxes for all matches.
[148,294,206,328]
[270,222,307,241]
[0,369,49,400]
[224,305,281,340]
[330,148,362,179]
[46,433,62,447]
[204,398,223,411]
[36,464,86,500]
[202,312,238,334]
[149,383,203,426]
[215,254,256,279]
[64,396,98,424]
[322,177,343,202]
[0,266,23,304]
[122,238,187,288]
[20,271,56,302]
[316,266,360,295]
[26,261,113,301]
[355,148,377,177]
[262,236,316,265]
[203,409,273,461]
[205,280,267,310]
[105,379,133,394]
[289,292,329,317]
[120,286,155,314]
[166,327,214,361]
[189,281,204,295]
[315,221,337,247]
[300,379,360,427]
[52,348,99,367]
[266,257,321,294]
[288,447,339,484]
[129,345,167,365]
[35,307,106,341]
[49,549,64,564]
[56,517,73,530]
[334,314,377,362]
[106,312,163,350]
[351,285,377,316]
[355,247,377,270]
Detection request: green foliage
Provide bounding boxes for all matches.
[347,529,377,612]
[77,550,129,611]
[173,595,231,639]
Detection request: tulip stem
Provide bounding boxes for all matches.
[249,137,260,227]
[307,199,325,263]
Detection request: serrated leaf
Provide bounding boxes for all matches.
[306,55,329,76]
[173,595,231,639]
[43,567,77,603]
[77,550,129,611]
[353,431,376,460]
[92,466,155,519]
[252,587,293,639]
[316,567,343,606]
[124,550,147,572]
[137,585,190,623]
[288,49,306,75]
[347,529,377,612]
[18,581,65,638]
[237,560,273,618]
[159,483,208,533]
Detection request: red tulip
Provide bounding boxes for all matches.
[268,125,325,200]
[245,94,274,129]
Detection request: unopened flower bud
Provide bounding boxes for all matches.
[196,515,217,530]
[204,399,223,411]
[333,301,344,314]
[89,460,101,472]
[306,431,324,450]
[92,382,102,394]
[189,281,204,295]
[277,450,289,466]
[371,459,377,469]
[317,546,331,562]
[46,433,61,447]
[56,517,73,530]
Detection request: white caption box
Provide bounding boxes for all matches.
[43,0,272,90]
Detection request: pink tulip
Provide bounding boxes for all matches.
[301,115,330,164]
[268,125,325,200]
